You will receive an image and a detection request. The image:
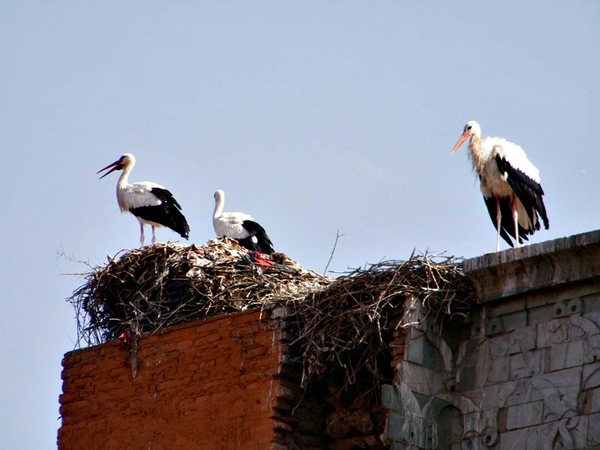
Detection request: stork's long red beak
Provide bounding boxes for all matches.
[451,132,469,155]
[97,159,122,179]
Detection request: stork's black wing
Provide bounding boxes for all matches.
[496,155,549,231]
[241,220,275,254]
[131,187,190,239]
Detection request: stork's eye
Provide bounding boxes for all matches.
[466,125,472,130]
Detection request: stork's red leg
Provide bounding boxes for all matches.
[512,194,519,248]
[495,196,502,252]
[139,222,145,247]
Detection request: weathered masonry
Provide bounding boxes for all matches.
[58,309,289,449]
[382,230,600,449]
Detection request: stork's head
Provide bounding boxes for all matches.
[451,121,481,155]
[213,189,226,217]
[214,189,225,204]
[97,153,136,179]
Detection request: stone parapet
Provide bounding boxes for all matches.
[464,230,600,303]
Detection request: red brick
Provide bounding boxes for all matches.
[58,309,285,450]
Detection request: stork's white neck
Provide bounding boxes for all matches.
[117,165,132,189]
[468,133,493,173]
[213,191,225,219]
[116,164,133,212]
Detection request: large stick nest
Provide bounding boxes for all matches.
[68,239,475,386]
[69,238,330,346]
[285,253,475,388]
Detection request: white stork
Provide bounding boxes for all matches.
[451,121,549,251]
[97,153,190,246]
[212,189,275,254]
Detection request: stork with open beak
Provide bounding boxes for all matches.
[97,153,190,246]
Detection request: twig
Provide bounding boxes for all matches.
[323,230,344,275]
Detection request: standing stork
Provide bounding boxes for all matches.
[212,189,275,254]
[97,153,190,246]
[451,121,549,251]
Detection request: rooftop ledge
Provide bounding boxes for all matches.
[462,230,600,303]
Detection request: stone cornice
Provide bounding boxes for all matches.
[463,230,600,303]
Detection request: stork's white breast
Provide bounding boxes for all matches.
[119,181,165,212]
[213,212,254,239]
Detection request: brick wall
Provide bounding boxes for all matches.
[58,301,393,450]
[58,308,287,450]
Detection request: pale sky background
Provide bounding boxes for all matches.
[1,2,599,448]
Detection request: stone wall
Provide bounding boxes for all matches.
[382,230,600,449]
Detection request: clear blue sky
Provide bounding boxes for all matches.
[1,2,598,448]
